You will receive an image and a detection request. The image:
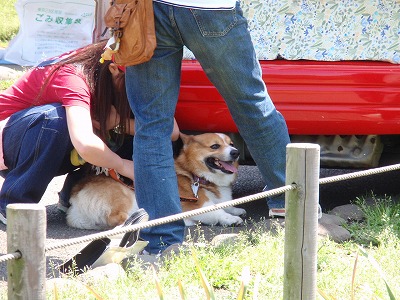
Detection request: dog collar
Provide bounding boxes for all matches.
[180,196,198,202]
[92,166,134,190]
[192,175,210,185]
[108,169,135,191]
[191,175,211,198]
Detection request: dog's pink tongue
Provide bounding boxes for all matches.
[220,161,238,173]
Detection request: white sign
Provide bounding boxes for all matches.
[4,0,96,66]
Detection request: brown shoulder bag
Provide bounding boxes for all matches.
[100,0,156,66]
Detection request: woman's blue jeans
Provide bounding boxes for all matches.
[0,103,75,216]
[125,2,290,253]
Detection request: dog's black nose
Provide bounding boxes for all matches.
[230,149,240,159]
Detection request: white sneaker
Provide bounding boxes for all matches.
[0,211,6,225]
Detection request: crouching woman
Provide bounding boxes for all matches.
[0,40,132,225]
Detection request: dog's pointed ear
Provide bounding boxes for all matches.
[179,133,191,145]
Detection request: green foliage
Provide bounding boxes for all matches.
[134,246,257,300]
[0,69,24,92]
[345,194,400,246]
[318,193,400,299]
[0,0,19,47]
[0,79,15,91]
[357,246,396,300]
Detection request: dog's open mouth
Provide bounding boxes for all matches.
[206,157,238,174]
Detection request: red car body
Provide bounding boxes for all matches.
[176,59,400,135]
[176,59,400,167]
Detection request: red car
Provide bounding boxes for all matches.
[176,59,400,168]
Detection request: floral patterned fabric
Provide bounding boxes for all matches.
[184,0,400,63]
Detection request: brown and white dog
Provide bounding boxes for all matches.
[66,171,138,230]
[176,133,246,226]
[66,133,245,229]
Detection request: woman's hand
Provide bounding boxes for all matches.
[115,159,134,181]
[66,106,134,180]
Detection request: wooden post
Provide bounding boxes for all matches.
[7,204,46,300]
[283,143,320,300]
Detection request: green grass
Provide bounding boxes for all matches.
[2,194,396,299]
[0,79,16,91]
[345,194,400,247]
[0,73,25,92]
[0,0,19,48]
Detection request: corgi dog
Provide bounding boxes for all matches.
[66,133,245,229]
[176,133,246,226]
[66,171,138,230]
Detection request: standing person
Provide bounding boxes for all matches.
[125,1,291,254]
[0,40,134,225]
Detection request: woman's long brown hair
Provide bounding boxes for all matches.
[38,40,131,147]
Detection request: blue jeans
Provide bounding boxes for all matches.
[125,2,290,252]
[0,103,75,215]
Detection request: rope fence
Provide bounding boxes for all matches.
[319,163,400,185]
[0,252,21,264]
[2,184,296,258]
[2,144,400,298]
